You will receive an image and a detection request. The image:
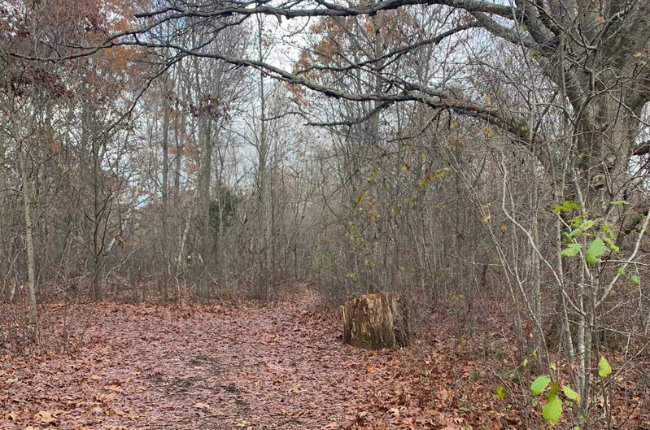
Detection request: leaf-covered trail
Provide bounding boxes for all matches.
[2,287,514,429]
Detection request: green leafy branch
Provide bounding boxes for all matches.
[530,357,612,427]
[553,201,621,265]
[530,374,579,427]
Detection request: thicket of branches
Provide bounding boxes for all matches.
[2,0,650,427]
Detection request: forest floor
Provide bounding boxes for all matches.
[1,284,645,429]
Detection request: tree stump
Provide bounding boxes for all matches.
[341,293,409,350]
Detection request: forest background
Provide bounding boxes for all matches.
[1,0,650,428]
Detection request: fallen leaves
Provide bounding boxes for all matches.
[2,285,644,429]
[34,409,63,424]
[0,290,518,429]
[5,411,19,421]
[104,384,124,393]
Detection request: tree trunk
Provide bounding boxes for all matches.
[257,17,271,300]
[200,116,213,299]
[342,293,409,350]
[17,143,37,325]
[161,76,170,303]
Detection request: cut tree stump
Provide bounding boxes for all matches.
[341,293,409,350]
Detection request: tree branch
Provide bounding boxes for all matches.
[469,11,536,49]
[296,21,482,75]
[633,140,650,156]
[135,0,518,21]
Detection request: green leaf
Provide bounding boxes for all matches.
[577,220,594,232]
[543,395,563,427]
[609,200,629,206]
[631,275,640,286]
[618,267,626,276]
[561,243,581,257]
[553,201,579,215]
[562,384,580,402]
[603,237,619,253]
[601,224,615,240]
[571,216,581,228]
[531,375,551,395]
[566,220,594,239]
[566,229,580,240]
[585,237,605,265]
[494,386,507,399]
[547,381,559,402]
[598,356,612,378]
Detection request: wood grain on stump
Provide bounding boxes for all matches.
[341,293,409,350]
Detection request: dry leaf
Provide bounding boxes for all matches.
[35,410,58,424]
[105,384,123,393]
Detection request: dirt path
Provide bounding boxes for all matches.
[1,287,510,429]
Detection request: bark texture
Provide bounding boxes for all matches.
[342,293,409,350]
